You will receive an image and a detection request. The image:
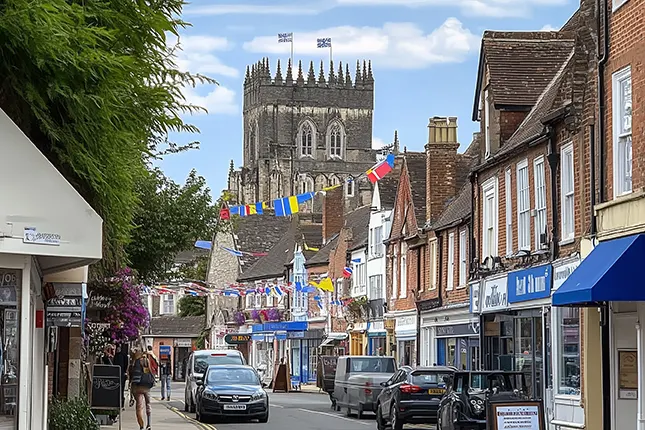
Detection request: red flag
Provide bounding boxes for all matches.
[220,207,230,220]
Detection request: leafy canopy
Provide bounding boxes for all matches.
[0,0,214,273]
[126,168,219,285]
[178,295,206,317]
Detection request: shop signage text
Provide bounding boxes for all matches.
[553,259,580,290]
[175,338,192,348]
[418,298,441,312]
[45,283,83,327]
[508,264,552,304]
[225,334,251,344]
[435,323,480,337]
[481,276,508,314]
[159,345,171,360]
[469,281,481,314]
[252,321,308,333]
[396,315,417,330]
[23,227,61,246]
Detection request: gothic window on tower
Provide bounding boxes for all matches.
[299,121,315,158]
[298,174,314,211]
[328,122,344,159]
[346,177,355,197]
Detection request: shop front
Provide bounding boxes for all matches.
[552,234,645,430]
[0,109,103,429]
[394,313,417,366]
[350,322,366,355]
[173,338,196,381]
[367,320,387,355]
[254,321,307,383]
[318,332,348,356]
[434,317,480,370]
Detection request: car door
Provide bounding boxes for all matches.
[382,370,405,420]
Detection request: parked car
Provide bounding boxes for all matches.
[184,349,246,413]
[376,366,456,430]
[194,364,269,423]
[436,371,528,430]
[333,355,397,419]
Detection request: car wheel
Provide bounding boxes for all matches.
[258,412,269,423]
[376,404,386,430]
[391,404,403,430]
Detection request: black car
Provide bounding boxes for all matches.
[436,371,528,430]
[376,366,456,430]
[195,364,269,424]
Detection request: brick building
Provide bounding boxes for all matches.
[228,58,378,212]
[469,4,598,427]
[384,151,426,366]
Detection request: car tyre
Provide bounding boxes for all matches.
[376,404,386,430]
[258,412,269,423]
[390,404,403,430]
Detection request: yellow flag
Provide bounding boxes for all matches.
[317,277,334,292]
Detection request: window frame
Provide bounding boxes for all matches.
[299,121,316,158]
[553,307,581,397]
[369,275,383,300]
[429,239,438,290]
[481,177,498,259]
[400,243,408,298]
[162,294,175,315]
[458,229,467,288]
[516,159,530,251]
[505,168,513,256]
[533,156,547,249]
[392,247,399,299]
[346,178,355,197]
[560,142,575,242]
[612,0,629,11]
[327,121,344,159]
[612,66,633,198]
[447,232,455,291]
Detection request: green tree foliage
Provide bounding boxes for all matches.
[126,168,219,284]
[0,0,214,273]
[176,255,209,281]
[178,295,205,317]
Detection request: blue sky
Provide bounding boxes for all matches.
[158,0,579,196]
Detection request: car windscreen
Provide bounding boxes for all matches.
[194,354,244,374]
[410,371,452,387]
[349,357,395,373]
[207,368,259,386]
[469,373,514,392]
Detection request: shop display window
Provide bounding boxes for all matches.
[0,269,19,430]
[556,307,580,395]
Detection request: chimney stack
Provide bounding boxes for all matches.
[322,186,344,243]
[428,116,458,144]
[426,116,460,223]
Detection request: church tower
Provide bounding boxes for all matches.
[228,58,377,212]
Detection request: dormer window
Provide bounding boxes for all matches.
[299,121,315,157]
[327,121,345,159]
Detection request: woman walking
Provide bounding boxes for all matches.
[129,347,156,430]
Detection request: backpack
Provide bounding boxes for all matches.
[131,356,155,388]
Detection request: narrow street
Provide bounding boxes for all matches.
[149,381,436,430]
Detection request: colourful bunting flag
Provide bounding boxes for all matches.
[310,277,334,292]
[366,153,396,184]
[343,267,353,278]
[274,195,300,216]
[221,246,244,257]
[219,207,230,220]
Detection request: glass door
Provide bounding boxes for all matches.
[513,314,543,399]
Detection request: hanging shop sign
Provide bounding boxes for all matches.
[507,264,552,304]
[435,323,480,338]
[44,283,83,327]
[225,334,251,345]
[481,275,508,314]
[159,345,171,360]
[553,258,580,290]
[418,298,441,313]
[469,281,481,314]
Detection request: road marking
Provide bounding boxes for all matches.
[297,408,370,426]
[168,405,217,430]
[270,404,285,408]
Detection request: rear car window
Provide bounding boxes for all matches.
[349,357,395,373]
[194,354,244,373]
[410,372,452,386]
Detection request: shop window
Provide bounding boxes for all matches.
[0,269,19,428]
[556,307,581,396]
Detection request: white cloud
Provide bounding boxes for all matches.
[372,137,387,149]
[188,0,567,18]
[243,19,480,69]
[540,24,559,31]
[168,34,239,78]
[182,85,238,115]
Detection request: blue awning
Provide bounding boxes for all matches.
[552,234,645,306]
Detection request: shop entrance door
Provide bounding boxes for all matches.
[468,339,480,370]
[514,314,543,399]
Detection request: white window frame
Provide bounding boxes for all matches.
[245,293,254,310]
[505,168,513,256]
[481,177,498,258]
[369,275,383,300]
[560,142,575,242]
[162,294,175,315]
[484,88,491,158]
[552,307,581,397]
[299,121,315,158]
[253,292,262,309]
[516,159,530,251]
[447,232,455,291]
[533,156,547,249]
[429,239,438,290]
[392,247,399,299]
[400,243,408,298]
[346,178,355,197]
[612,0,629,11]
[458,229,467,288]
[612,66,633,197]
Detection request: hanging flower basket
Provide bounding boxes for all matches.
[267,308,282,322]
[233,311,246,326]
[250,309,262,323]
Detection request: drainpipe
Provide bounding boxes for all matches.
[469,173,477,275]
[546,125,560,261]
[601,302,611,430]
[637,320,645,430]
[590,124,597,235]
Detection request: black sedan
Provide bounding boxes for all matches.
[376,366,455,430]
[195,364,269,423]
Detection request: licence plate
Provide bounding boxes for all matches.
[428,388,445,395]
[223,404,247,410]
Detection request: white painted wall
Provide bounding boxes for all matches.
[366,182,392,301]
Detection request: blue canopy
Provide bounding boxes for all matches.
[194,240,212,250]
[552,234,645,306]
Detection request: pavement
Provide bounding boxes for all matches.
[102,381,435,430]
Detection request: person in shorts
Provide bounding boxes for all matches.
[129,348,156,430]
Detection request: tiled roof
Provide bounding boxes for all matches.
[149,315,206,337]
[234,215,291,272]
[428,183,472,231]
[237,217,323,282]
[496,50,575,157]
[376,156,404,210]
[476,32,575,112]
[305,233,339,266]
[404,152,428,230]
[346,205,372,251]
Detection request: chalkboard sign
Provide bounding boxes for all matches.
[91,364,121,410]
[320,356,338,378]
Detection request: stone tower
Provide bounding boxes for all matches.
[228,58,377,212]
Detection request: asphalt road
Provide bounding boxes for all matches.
[152,381,436,430]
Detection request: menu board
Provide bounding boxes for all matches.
[619,350,638,399]
[489,401,544,430]
[91,364,121,409]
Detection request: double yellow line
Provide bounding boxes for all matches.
[167,405,218,430]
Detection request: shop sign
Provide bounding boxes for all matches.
[481,275,508,314]
[418,298,441,312]
[252,321,308,333]
[488,400,544,430]
[553,259,580,291]
[469,281,481,314]
[395,315,417,332]
[175,338,192,348]
[44,283,83,327]
[435,323,480,338]
[287,331,304,339]
[23,227,61,246]
[159,345,171,360]
[368,320,385,332]
[508,264,552,304]
[225,334,251,344]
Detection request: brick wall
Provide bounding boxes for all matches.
[426,117,460,223]
[439,225,470,305]
[500,111,529,143]
[323,186,344,242]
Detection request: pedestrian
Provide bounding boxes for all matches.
[102,344,115,365]
[114,345,129,409]
[159,357,172,401]
[129,347,155,430]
